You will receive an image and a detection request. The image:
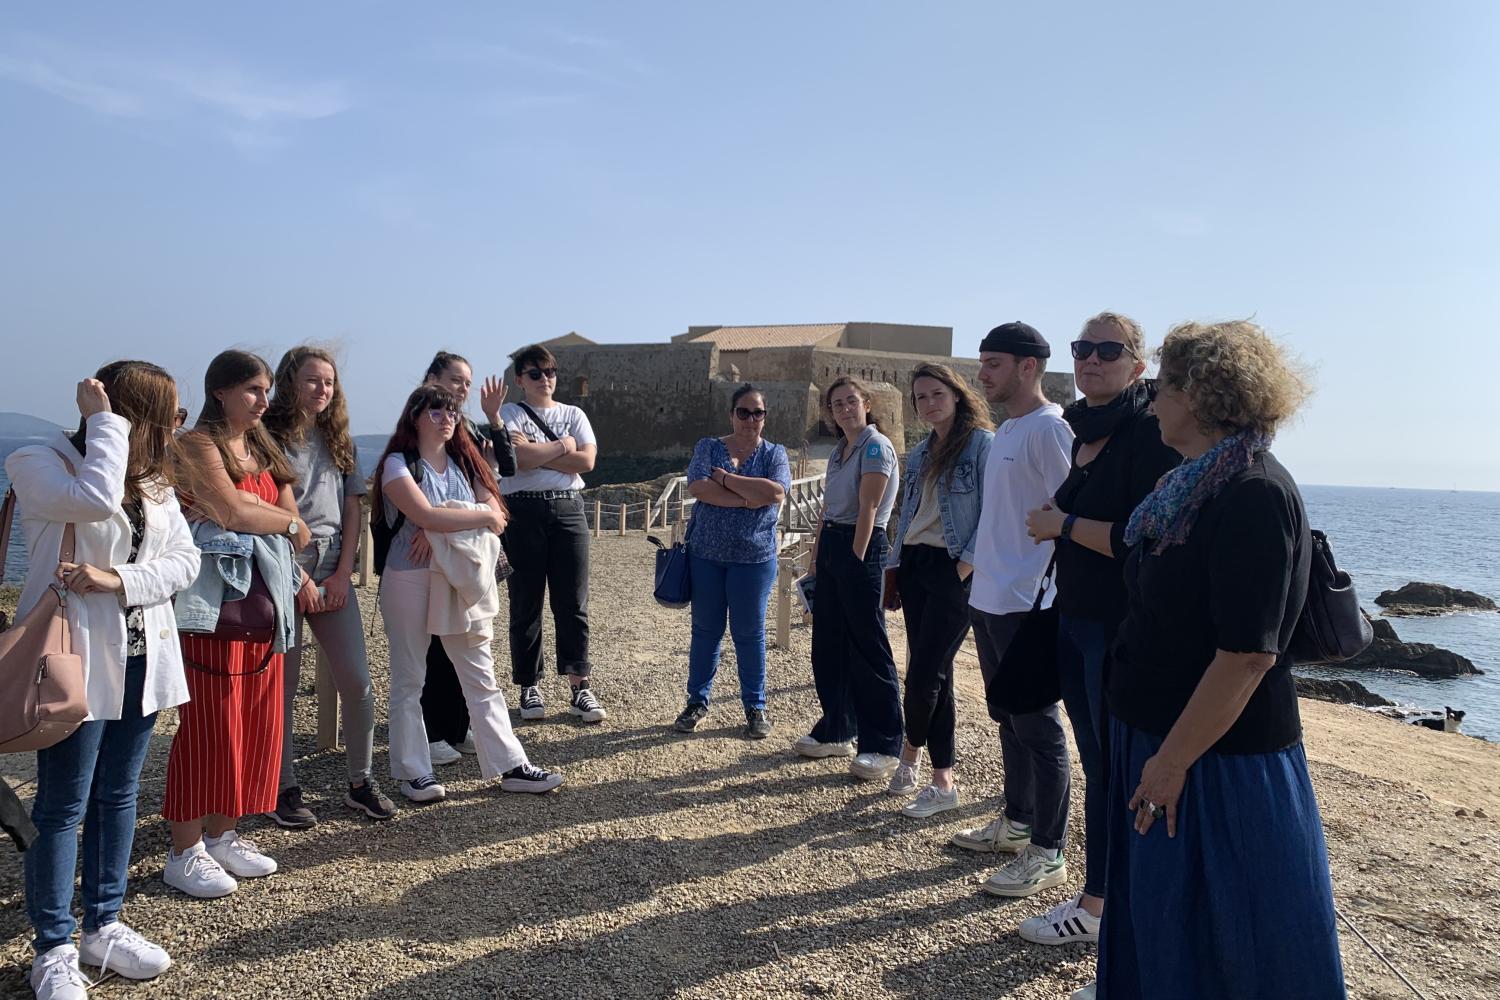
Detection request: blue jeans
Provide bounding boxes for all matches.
[809,524,903,757]
[686,555,777,711]
[26,656,157,954]
[1058,614,1111,897]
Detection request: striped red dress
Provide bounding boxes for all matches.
[162,470,284,822]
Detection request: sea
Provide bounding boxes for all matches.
[2,440,1496,739]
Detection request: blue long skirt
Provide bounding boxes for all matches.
[1097,717,1346,1000]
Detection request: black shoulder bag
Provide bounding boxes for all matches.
[1289,529,1373,663]
[984,552,1062,717]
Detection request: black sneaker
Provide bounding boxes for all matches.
[744,708,773,740]
[568,682,608,723]
[345,780,397,821]
[500,763,564,794]
[673,702,709,733]
[518,685,545,721]
[267,786,316,829]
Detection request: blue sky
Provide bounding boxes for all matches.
[1,2,1495,489]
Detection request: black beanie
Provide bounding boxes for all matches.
[979,321,1050,358]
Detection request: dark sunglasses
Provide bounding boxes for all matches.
[734,407,767,421]
[1144,379,1159,402]
[1070,340,1134,362]
[523,367,558,381]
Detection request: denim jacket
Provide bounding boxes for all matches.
[175,521,298,653]
[886,427,993,568]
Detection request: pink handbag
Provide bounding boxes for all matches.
[0,469,91,753]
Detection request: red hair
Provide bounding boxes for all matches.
[371,384,503,525]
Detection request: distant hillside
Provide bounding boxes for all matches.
[0,412,64,438]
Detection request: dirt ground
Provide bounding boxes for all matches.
[1,535,1496,999]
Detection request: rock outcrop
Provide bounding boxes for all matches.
[1375,582,1497,617]
[1294,676,1395,708]
[1330,615,1484,677]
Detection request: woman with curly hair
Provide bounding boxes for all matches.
[1076,320,1342,1000]
[263,346,393,826]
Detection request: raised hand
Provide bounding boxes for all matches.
[76,378,111,419]
[480,375,508,425]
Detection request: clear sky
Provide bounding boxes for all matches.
[2,2,1495,489]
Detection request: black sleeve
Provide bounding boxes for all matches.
[470,421,518,478]
[1109,418,1183,558]
[1207,478,1297,655]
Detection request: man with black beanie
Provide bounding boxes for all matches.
[950,322,1078,909]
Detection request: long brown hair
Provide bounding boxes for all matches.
[370,384,503,526]
[192,350,295,486]
[823,375,880,440]
[910,363,994,488]
[264,346,357,475]
[69,360,180,504]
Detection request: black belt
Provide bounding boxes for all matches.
[822,521,885,532]
[508,489,581,500]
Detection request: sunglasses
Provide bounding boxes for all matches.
[1070,340,1134,362]
[425,407,459,424]
[523,367,558,381]
[734,407,767,421]
[1144,379,1159,403]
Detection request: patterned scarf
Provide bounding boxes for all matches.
[1125,429,1270,554]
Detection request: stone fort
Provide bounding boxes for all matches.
[521,322,1076,458]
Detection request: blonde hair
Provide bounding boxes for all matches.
[1081,311,1147,362]
[1156,320,1311,436]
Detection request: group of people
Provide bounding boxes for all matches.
[6,315,1347,1000]
[7,342,600,1000]
[669,314,1344,1000]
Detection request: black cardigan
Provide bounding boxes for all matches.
[1052,408,1180,626]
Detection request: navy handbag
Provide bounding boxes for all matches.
[648,514,696,609]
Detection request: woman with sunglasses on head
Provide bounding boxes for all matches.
[163,350,309,900]
[672,385,791,739]
[263,346,394,827]
[498,344,606,724]
[1015,313,1180,950]
[374,384,561,802]
[413,351,519,765]
[881,364,994,817]
[795,377,903,781]
[8,365,198,998]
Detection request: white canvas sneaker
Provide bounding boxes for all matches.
[79,921,172,979]
[950,814,1032,854]
[163,843,238,898]
[30,944,89,1000]
[204,831,278,878]
[981,844,1068,898]
[428,740,462,766]
[901,784,961,818]
[1071,984,1097,1000]
[792,734,856,758]
[849,752,900,781]
[887,761,921,796]
[1018,894,1101,945]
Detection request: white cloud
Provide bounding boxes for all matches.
[0,53,146,117]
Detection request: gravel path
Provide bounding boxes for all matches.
[2,536,1497,998]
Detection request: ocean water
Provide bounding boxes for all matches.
[3,447,1496,737]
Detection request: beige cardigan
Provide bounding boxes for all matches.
[425,500,501,647]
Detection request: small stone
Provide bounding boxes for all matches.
[1456,808,1469,816]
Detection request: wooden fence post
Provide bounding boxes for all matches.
[315,646,340,750]
[618,503,627,536]
[355,505,374,587]
[774,560,792,650]
[593,499,602,538]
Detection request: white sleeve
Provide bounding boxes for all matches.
[115,488,201,608]
[382,454,413,483]
[1035,417,1075,494]
[499,403,526,436]
[4,414,129,523]
[570,406,596,447]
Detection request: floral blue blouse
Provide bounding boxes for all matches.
[686,437,792,564]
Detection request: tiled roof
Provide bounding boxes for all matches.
[682,324,847,351]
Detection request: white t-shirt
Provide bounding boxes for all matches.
[499,401,597,494]
[968,402,1075,615]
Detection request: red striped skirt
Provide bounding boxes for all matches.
[162,633,284,822]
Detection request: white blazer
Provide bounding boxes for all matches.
[6,412,199,721]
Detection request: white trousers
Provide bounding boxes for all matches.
[380,569,529,781]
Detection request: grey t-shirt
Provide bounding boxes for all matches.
[823,424,899,529]
[381,453,475,572]
[285,431,364,540]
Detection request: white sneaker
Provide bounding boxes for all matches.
[792,734,856,758]
[850,752,900,781]
[163,843,238,899]
[399,774,447,803]
[429,740,462,766]
[1019,894,1101,945]
[31,944,89,1000]
[204,831,278,878]
[453,729,477,755]
[902,783,961,818]
[982,844,1068,898]
[887,761,921,796]
[79,921,172,979]
[1071,984,1097,1000]
[951,814,1032,854]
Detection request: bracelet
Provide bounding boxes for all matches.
[1060,514,1078,543]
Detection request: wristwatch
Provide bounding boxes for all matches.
[287,519,300,539]
[1060,514,1078,544]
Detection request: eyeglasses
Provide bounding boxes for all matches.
[523,367,558,381]
[426,408,459,424]
[1070,340,1135,362]
[734,407,767,421]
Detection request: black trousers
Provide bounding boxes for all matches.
[421,637,470,746]
[501,494,592,686]
[895,544,973,769]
